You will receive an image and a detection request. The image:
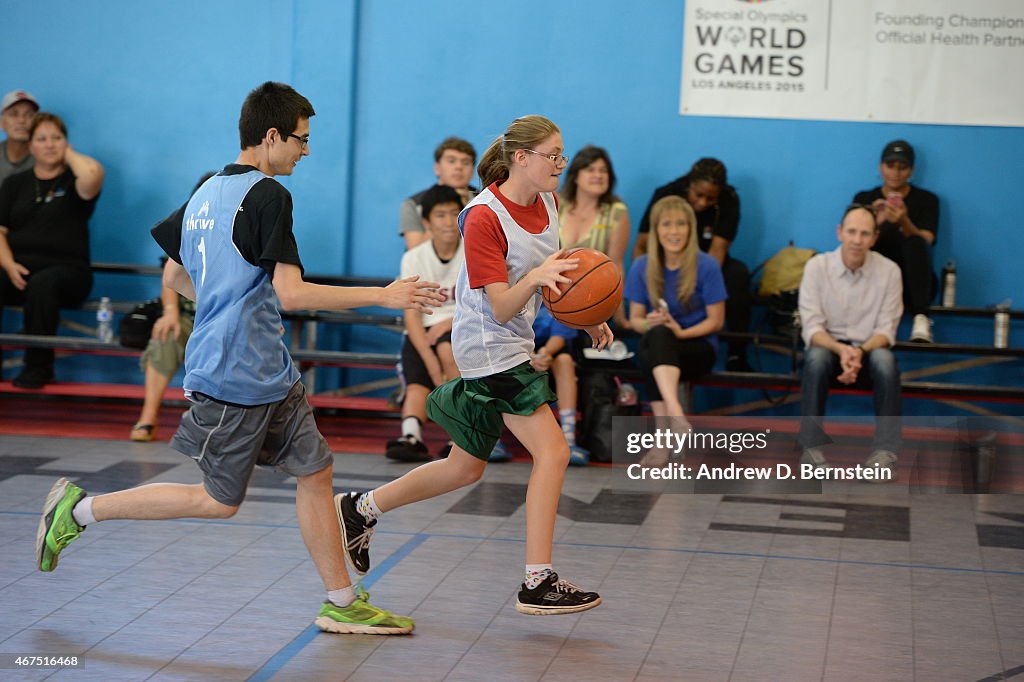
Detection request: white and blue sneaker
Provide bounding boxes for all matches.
[567,445,590,467]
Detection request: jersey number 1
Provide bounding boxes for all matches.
[197,236,207,286]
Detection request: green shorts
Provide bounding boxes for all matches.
[139,313,194,377]
[426,361,556,460]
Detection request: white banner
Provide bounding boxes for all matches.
[680,0,1024,127]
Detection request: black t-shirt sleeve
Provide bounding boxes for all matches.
[233,178,303,279]
[638,192,655,235]
[852,188,880,206]
[908,188,939,237]
[638,181,678,234]
[0,174,16,227]
[151,203,187,264]
[713,185,740,242]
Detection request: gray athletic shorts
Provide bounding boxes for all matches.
[170,380,333,506]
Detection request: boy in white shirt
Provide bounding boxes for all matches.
[387,185,464,461]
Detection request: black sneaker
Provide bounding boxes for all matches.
[334,492,375,576]
[13,366,55,389]
[385,435,431,462]
[437,441,454,459]
[514,572,602,615]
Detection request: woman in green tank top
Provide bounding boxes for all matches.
[558,145,631,328]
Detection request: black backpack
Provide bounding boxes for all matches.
[117,298,163,349]
[578,372,641,462]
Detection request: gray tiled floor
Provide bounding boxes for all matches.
[0,435,1022,681]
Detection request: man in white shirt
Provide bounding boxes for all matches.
[798,204,903,477]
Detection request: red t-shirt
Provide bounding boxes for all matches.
[463,182,557,289]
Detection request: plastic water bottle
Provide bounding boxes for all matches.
[941,260,956,308]
[994,299,1011,349]
[97,297,114,343]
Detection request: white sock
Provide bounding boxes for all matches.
[559,409,577,446]
[525,563,554,589]
[356,491,383,523]
[327,586,357,608]
[402,416,422,441]
[72,496,96,526]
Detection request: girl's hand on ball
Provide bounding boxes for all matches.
[532,250,578,290]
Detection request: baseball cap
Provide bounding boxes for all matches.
[881,140,914,167]
[2,90,40,113]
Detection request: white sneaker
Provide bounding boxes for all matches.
[864,450,898,482]
[910,314,933,343]
[800,447,830,470]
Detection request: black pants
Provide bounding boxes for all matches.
[873,232,934,317]
[722,256,752,358]
[638,325,716,401]
[0,262,93,371]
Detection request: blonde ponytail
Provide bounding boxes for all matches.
[477,134,508,188]
[477,115,560,188]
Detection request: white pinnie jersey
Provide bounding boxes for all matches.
[452,187,559,379]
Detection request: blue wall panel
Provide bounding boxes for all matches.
[0,0,1020,393]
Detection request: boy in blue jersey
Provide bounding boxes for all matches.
[34,82,443,635]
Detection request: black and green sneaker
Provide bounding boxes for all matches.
[314,590,414,635]
[515,572,602,615]
[36,477,87,572]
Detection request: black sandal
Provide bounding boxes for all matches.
[130,424,156,442]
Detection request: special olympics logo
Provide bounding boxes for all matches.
[725,27,746,46]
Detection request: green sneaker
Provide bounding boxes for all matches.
[314,590,414,635]
[36,478,87,572]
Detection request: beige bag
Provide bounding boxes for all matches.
[758,243,816,297]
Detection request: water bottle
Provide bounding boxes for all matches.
[97,297,114,343]
[994,299,1011,349]
[941,260,956,308]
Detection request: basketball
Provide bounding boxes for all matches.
[542,248,623,329]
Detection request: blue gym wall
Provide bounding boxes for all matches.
[1,0,1021,389]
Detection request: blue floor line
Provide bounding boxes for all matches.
[248,533,429,682]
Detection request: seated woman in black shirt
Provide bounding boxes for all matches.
[0,112,104,388]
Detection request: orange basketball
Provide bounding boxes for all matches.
[542,248,623,329]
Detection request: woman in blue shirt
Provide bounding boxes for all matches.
[624,195,726,421]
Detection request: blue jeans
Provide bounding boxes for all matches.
[798,346,902,452]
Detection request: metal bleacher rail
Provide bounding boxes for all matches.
[0,263,405,412]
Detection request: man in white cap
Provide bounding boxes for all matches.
[0,90,40,186]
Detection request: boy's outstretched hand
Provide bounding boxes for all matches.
[383,275,445,314]
[584,322,614,350]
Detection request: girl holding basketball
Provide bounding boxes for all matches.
[625,195,726,461]
[337,115,611,616]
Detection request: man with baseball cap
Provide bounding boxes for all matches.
[853,140,940,343]
[0,90,40,186]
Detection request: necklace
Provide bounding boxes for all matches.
[34,174,60,204]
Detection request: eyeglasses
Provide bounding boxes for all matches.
[287,133,310,148]
[523,148,568,167]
